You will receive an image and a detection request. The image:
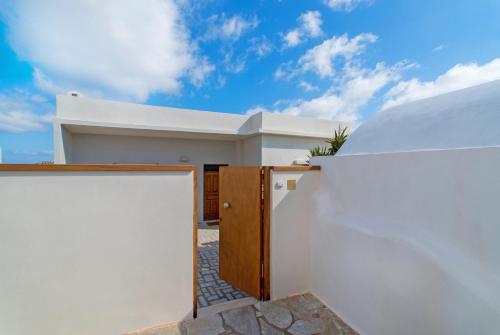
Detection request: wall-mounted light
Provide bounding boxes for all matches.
[179,155,190,163]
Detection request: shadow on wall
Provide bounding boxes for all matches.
[310,149,500,335]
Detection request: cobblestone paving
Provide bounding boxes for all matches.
[130,293,359,335]
[198,223,248,308]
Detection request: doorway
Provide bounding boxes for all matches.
[203,164,227,222]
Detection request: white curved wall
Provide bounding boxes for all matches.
[340,80,500,155]
[311,148,500,335]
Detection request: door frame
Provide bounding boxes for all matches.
[261,167,271,300]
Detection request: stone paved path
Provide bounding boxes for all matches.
[129,293,359,335]
[198,223,248,308]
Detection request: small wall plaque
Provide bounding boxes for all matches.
[287,179,297,190]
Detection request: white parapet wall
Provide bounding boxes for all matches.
[310,148,500,335]
[0,167,195,335]
[270,168,320,300]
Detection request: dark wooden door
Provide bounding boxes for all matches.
[219,167,262,298]
[203,171,220,221]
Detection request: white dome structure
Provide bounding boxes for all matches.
[339,79,500,155]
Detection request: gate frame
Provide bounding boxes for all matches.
[193,165,320,316]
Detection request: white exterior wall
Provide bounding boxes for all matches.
[53,122,73,163]
[241,135,262,165]
[0,170,194,335]
[340,79,500,155]
[261,134,327,166]
[270,170,319,300]
[260,112,345,138]
[69,133,237,221]
[61,132,327,220]
[310,148,500,335]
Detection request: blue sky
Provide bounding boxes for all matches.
[1,0,500,163]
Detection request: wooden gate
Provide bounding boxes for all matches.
[219,167,270,299]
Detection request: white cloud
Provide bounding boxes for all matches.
[0,90,54,133]
[298,33,378,77]
[324,0,369,12]
[432,44,447,52]
[284,30,302,48]
[2,0,211,102]
[299,81,319,92]
[221,35,273,74]
[222,15,259,40]
[188,56,215,87]
[274,62,293,79]
[223,49,247,73]
[269,31,404,123]
[203,14,260,74]
[252,63,403,123]
[281,63,401,122]
[205,14,259,41]
[249,36,274,58]
[245,106,268,116]
[384,58,500,109]
[283,11,323,48]
[301,11,323,38]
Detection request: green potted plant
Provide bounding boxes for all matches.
[308,126,349,159]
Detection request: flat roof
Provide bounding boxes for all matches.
[56,95,348,140]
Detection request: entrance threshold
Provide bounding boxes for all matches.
[197,297,258,318]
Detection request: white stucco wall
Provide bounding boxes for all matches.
[310,148,500,335]
[339,79,500,155]
[69,133,237,221]
[260,112,349,138]
[61,132,327,220]
[262,134,327,166]
[270,170,319,300]
[241,135,262,166]
[53,122,73,163]
[0,170,194,335]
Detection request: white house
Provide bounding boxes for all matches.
[53,95,348,220]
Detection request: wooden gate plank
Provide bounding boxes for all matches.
[219,167,262,299]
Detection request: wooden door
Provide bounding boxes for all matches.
[219,167,262,299]
[203,171,220,221]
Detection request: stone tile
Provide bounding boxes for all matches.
[258,318,285,335]
[287,320,323,335]
[314,308,342,335]
[127,293,358,335]
[181,314,225,335]
[222,305,260,335]
[255,301,292,329]
[280,293,324,320]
